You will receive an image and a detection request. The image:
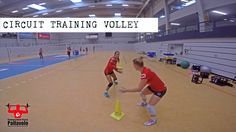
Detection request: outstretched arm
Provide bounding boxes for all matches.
[120,79,147,93]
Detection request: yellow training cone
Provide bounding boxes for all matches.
[110,100,125,120]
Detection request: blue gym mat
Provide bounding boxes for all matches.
[0,55,81,80]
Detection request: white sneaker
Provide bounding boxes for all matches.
[114,80,118,85]
[144,119,157,126]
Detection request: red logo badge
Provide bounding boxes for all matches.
[6,103,30,119]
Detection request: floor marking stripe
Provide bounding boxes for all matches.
[0,68,8,72]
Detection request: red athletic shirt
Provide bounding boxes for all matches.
[141,67,166,91]
[104,57,119,74]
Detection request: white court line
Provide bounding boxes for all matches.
[0,68,8,72]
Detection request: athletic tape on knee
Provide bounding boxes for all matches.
[146,104,156,116]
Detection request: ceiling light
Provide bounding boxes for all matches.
[212,10,227,15]
[22,7,29,10]
[11,10,18,13]
[28,4,46,10]
[89,14,96,17]
[160,15,165,18]
[89,5,95,7]
[70,0,82,3]
[42,13,48,15]
[230,20,235,22]
[56,10,63,13]
[112,1,122,4]
[106,4,112,7]
[171,23,181,26]
[182,0,196,7]
[33,15,39,17]
[114,13,121,17]
[38,3,46,6]
[181,0,189,2]
[73,7,79,10]
[122,4,129,7]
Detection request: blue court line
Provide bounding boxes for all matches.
[0,55,81,80]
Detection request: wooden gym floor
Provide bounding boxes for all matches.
[0,51,236,132]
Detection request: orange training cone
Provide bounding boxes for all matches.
[110,100,125,120]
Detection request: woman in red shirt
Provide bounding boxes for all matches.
[120,57,167,126]
[104,51,122,97]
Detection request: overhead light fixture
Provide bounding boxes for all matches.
[114,13,121,17]
[230,20,235,22]
[181,0,189,2]
[89,14,96,17]
[56,10,63,13]
[112,1,122,4]
[182,0,196,7]
[22,7,29,10]
[106,4,112,7]
[171,23,181,26]
[212,10,227,15]
[70,0,82,3]
[33,15,39,17]
[11,10,18,13]
[224,18,228,21]
[28,4,46,10]
[89,5,95,7]
[42,12,48,15]
[122,4,129,7]
[38,3,46,6]
[73,7,79,10]
[160,15,165,18]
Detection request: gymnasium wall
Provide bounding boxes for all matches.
[0,33,136,61]
[134,38,236,79]
[70,43,134,52]
[58,33,137,44]
[0,43,134,61]
[0,45,67,60]
[0,33,60,47]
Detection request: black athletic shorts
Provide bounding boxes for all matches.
[104,71,114,76]
[147,86,167,98]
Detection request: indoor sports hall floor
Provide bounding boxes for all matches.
[0,52,236,132]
